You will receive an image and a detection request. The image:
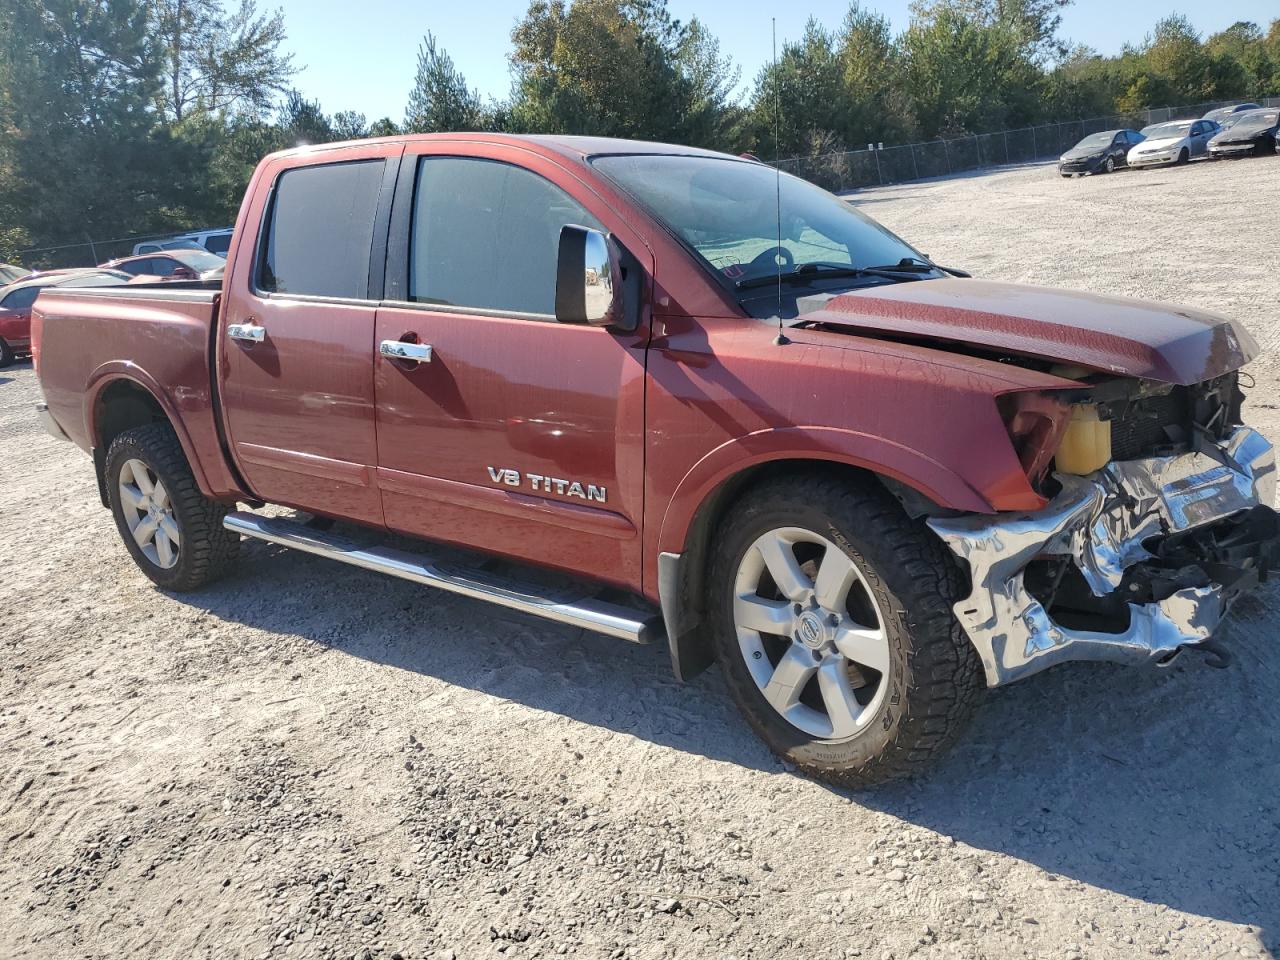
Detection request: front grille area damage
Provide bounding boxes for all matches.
[928,427,1277,687]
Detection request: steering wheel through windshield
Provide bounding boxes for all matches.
[746,246,794,275]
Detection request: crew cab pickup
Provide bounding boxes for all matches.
[32,135,1277,786]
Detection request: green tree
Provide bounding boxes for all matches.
[1140,15,1246,103]
[0,0,173,254]
[910,0,1072,62]
[404,32,484,132]
[838,3,914,142]
[748,19,845,159]
[508,0,743,147]
[151,0,296,121]
[900,7,1042,137]
[1207,21,1276,96]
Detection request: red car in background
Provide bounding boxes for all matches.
[0,269,129,366]
[101,249,226,283]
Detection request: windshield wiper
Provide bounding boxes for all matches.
[735,262,924,290]
[863,256,971,278]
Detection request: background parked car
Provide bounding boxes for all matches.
[1128,119,1219,167]
[0,263,26,284]
[0,269,129,367]
[1202,103,1263,126]
[1208,108,1280,158]
[1058,128,1145,176]
[102,249,227,282]
[131,227,233,257]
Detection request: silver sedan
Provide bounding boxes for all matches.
[1127,119,1220,168]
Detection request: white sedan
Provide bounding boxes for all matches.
[1127,119,1220,168]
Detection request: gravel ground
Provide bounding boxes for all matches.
[3,155,1280,960]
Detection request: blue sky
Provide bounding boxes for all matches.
[277,0,1279,122]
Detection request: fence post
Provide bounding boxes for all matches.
[943,138,951,174]
[873,146,882,185]
[1003,130,1009,165]
[974,135,981,169]
[910,143,919,180]
[1031,125,1037,158]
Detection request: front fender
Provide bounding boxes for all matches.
[656,425,1000,559]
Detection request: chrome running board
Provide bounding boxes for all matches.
[223,511,661,644]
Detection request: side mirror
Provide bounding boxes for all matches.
[555,225,620,327]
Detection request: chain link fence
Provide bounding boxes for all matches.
[777,96,1280,193]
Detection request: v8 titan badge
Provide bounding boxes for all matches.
[488,467,607,503]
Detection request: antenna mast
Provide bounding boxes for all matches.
[772,18,789,346]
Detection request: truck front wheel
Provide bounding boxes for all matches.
[709,474,983,787]
[105,423,239,591]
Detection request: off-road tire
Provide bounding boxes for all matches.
[106,423,239,591]
[0,338,14,368]
[709,473,983,788]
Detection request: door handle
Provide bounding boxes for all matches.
[228,322,265,343]
[380,340,432,364]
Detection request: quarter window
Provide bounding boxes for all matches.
[258,160,385,299]
[409,157,602,316]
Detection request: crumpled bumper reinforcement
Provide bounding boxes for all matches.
[928,427,1277,687]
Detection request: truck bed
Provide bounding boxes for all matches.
[34,283,244,500]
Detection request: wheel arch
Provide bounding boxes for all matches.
[656,430,990,682]
[85,365,213,507]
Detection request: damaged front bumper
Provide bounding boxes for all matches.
[928,427,1278,687]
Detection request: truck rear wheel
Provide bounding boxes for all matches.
[105,423,239,591]
[708,474,983,788]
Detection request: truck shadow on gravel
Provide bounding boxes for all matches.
[190,539,1280,948]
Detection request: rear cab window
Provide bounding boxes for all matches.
[257,159,386,300]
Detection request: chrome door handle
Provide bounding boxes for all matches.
[380,340,432,364]
[228,323,265,343]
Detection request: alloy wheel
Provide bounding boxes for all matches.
[118,458,181,569]
[733,527,891,739]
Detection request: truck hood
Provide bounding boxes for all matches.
[794,278,1257,385]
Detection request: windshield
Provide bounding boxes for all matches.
[1141,121,1192,139]
[171,249,227,272]
[1073,132,1114,150]
[592,154,920,288]
[1226,110,1278,131]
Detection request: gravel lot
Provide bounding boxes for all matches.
[3,154,1280,960]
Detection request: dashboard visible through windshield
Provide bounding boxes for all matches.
[592,153,924,307]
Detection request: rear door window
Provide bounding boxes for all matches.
[258,160,385,300]
[1,286,40,311]
[408,157,601,316]
[119,259,153,276]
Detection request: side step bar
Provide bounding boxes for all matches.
[223,511,661,644]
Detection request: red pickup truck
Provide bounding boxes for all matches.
[32,134,1277,786]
